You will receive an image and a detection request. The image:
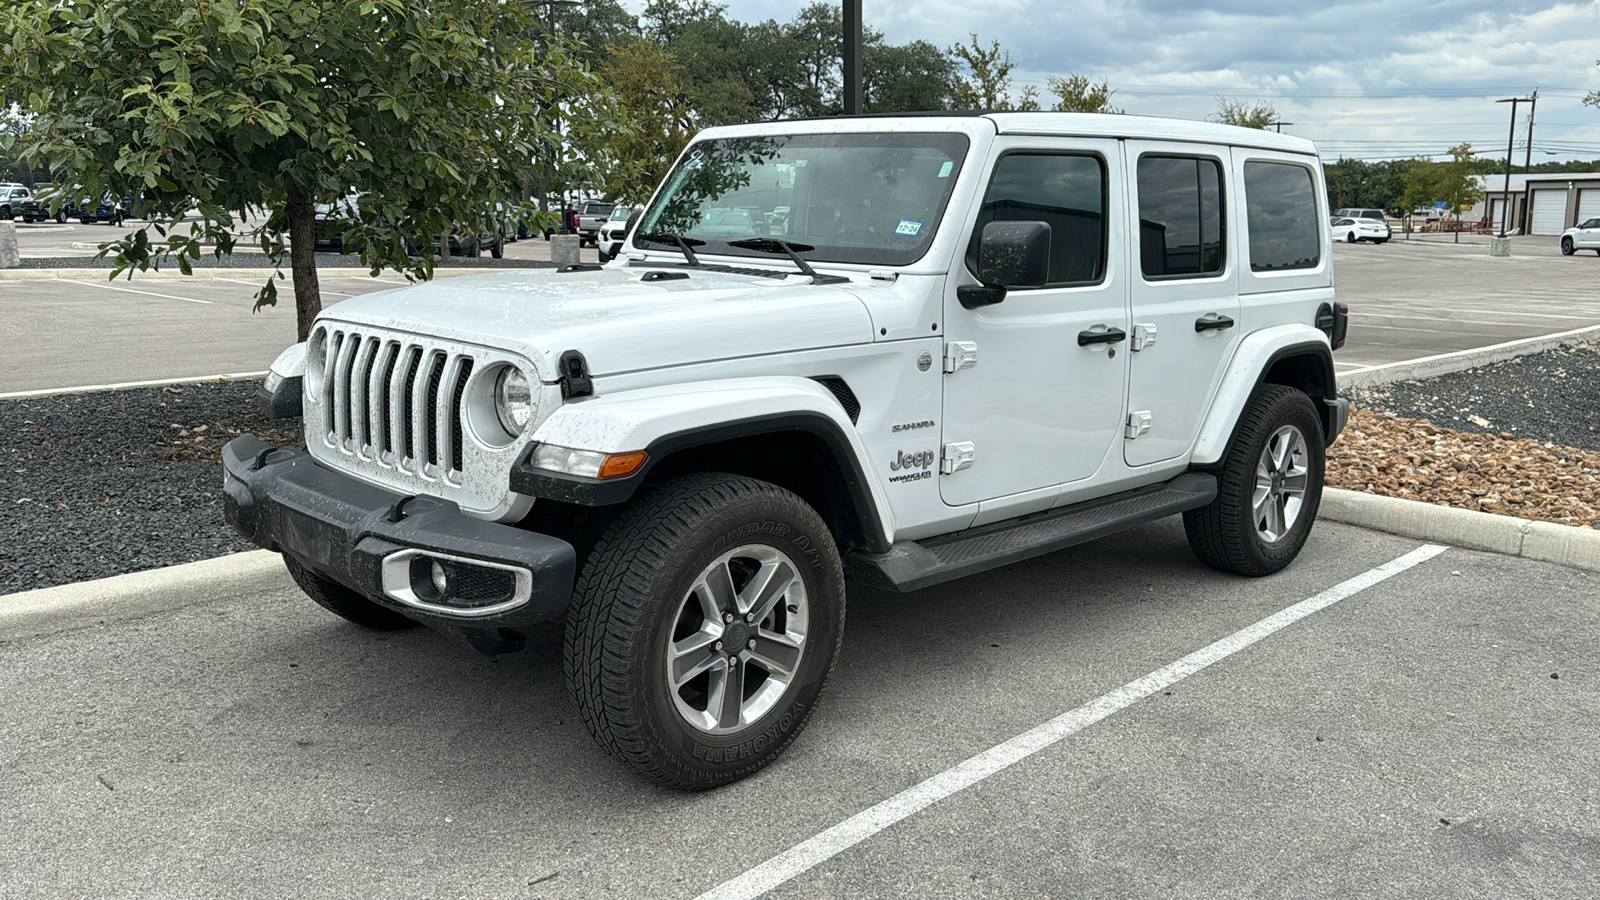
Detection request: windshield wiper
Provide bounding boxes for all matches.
[636,232,704,267]
[726,238,847,285]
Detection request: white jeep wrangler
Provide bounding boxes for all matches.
[225,113,1350,789]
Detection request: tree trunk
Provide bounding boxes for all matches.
[285,184,322,343]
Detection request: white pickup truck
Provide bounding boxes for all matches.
[226,113,1349,789]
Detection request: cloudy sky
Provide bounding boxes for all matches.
[626,0,1600,165]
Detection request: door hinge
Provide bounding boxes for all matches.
[1132,323,1158,352]
[941,441,975,474]
[943,341,978,373]
[1126,411,1153,439]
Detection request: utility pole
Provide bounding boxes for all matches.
[1523,90,1538,173]
[843,0,862,115]
[1268,121,1293,133]
[1493,95,1532,254]
[1519,90,1538,235]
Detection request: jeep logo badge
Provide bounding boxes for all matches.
[917,351,933,372]
[890,449,935,472]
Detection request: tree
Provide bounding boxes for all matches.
[1434,143,1483,220]
[1215,97,1277,129]
[948,35,1040,111]
[1586,58,1599,111]
[3,0,630,341]
[598,38,694,205]
[1047,75,1121,114]
[865,40,956,113]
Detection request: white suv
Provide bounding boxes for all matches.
[226,113,1350,788]
[1560,218,1600,256]
[0,184,32,220]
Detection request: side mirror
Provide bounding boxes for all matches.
[979,220,1051,288]
[960,220,1052,309]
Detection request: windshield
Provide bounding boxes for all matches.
[635,132,969,267]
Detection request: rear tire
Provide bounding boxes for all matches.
[563,474,846,789]
[284,554,419,631]
[1184,384,1324,577]
[1561,237,1575,255]
[489,232,504,259]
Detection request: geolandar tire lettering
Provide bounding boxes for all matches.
[562,473,846,789]
[1183,384,1325,577]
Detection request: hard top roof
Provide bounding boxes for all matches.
[696,112,1319,156]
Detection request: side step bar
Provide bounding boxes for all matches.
[847,473,1217,592]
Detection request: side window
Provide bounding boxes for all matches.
[1243,161,1321,272]
[967,152,1106,287]
[1137,155,1224,278]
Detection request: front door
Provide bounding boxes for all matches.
[940,138,1129,507]
[1122,142,1241,468]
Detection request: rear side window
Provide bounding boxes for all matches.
[1137,155,1224,278]
[967,152,1107,287]
[1243,161,1321,272]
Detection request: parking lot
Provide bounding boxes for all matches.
[3,236,1596,395]
[2,520,1595,898]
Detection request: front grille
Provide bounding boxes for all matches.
[317,328,475,482]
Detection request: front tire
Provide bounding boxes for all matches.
[1345,232,1356,243]
[564,474,846,789]
[1561,237,1575,255]
[283,554,419,630]
[1184,384,1325,577]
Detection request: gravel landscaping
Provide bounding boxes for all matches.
[0,380,295,595]
[1333,343,1600,528]
[3,341,1597,597]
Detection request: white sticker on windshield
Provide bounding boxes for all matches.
[938,161,954,178]
[895,219,923,237]
[793,159,808,167]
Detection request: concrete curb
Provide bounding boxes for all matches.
[0,266,542,281]
[1337,324,1600,389]
[0,371,268,401]
[0,550,291,642]
[1320,488,1600,573]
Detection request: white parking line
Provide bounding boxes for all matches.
[210,276,354,297]
[697,543,1450,900]
[58,278,213,305]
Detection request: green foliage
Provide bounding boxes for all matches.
[1047,75,1120,114]
[1401,143,1482,219]
[864,40,956,113]
[948,35,1040,111]
[599,38,694,205]
[2,0,633,339]
[1214,97,1278,129]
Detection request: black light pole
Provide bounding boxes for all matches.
[1268,121,1293,133]
[843,0,862,114]
[1495,96,1531,238]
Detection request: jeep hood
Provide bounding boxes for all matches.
[317,267,874,380]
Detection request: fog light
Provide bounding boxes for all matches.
[430,560,449,596]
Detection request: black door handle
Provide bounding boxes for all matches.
[1195,314,1235,332]
[1077,327,1127,346]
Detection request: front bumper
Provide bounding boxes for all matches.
[222,435,577,633]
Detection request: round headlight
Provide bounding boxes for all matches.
[494,366,534,435]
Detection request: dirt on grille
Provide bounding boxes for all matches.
[1326,408,1600,529]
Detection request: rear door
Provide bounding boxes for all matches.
[1122,143,1239,468]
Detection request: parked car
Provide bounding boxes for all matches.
[0,184,33,220]
[596,206,635,262]
[230,113,1349,789]
[20,184,82,223]
[1559,218,1600,256]
[79,195,132,225]
[1332,207,1388,223]
[566,198,608,245]
[1330,216,1390,244]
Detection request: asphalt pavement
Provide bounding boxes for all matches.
[4,234,1595,395]
[2,519,1595,898]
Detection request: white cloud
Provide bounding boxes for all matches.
[624,0,1600,162]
